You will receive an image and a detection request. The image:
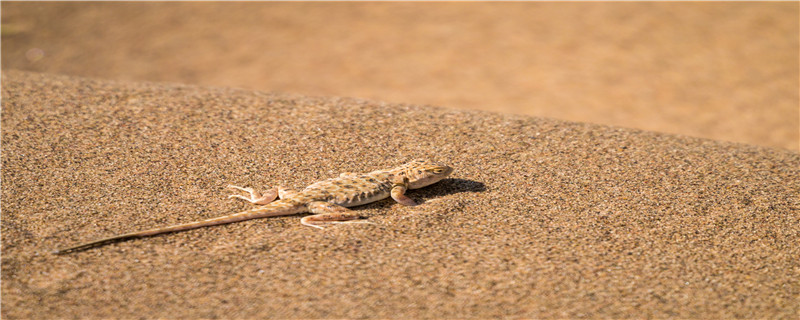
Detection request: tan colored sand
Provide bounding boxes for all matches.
[1,2,797,151]
[2,71,798,318]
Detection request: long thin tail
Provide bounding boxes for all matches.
[53,200,304,254]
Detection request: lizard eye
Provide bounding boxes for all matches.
[432,168,444,174]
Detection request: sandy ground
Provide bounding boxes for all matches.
[2,71,799,318]
[1,2,798,151]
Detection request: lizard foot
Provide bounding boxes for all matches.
[227,185,278,205]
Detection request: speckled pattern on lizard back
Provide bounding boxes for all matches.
[54,159,453,254]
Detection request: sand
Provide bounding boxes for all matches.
[1,70,798,318]
[1,2,798,151]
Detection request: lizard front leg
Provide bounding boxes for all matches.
[390,177,418,206]
[301,201,371,229]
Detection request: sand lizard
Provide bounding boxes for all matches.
[54,159,453,254]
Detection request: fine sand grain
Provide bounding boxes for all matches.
[2,71,799,318]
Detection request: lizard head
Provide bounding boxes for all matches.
[398,159,453,189]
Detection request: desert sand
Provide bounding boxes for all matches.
[2,2,799,319]
[2,71,798,318]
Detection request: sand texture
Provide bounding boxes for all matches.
[2,2,798,151]
[2,71,799,318]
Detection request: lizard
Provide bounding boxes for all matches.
[53,159,453,254]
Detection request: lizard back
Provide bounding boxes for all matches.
[298,173,394,207]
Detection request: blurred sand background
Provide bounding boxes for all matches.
[2,2,798,150]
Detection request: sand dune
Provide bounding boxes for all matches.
[2,71,798,318]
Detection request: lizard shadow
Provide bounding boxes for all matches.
[364,178,485,208]
[421,178,485,197]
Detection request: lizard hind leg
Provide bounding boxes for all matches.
[277,187,300,200]
[227,185,278,205]
[301,201,373,229]
[339,172,359,178]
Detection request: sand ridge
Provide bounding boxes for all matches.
[2,2,797,151]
